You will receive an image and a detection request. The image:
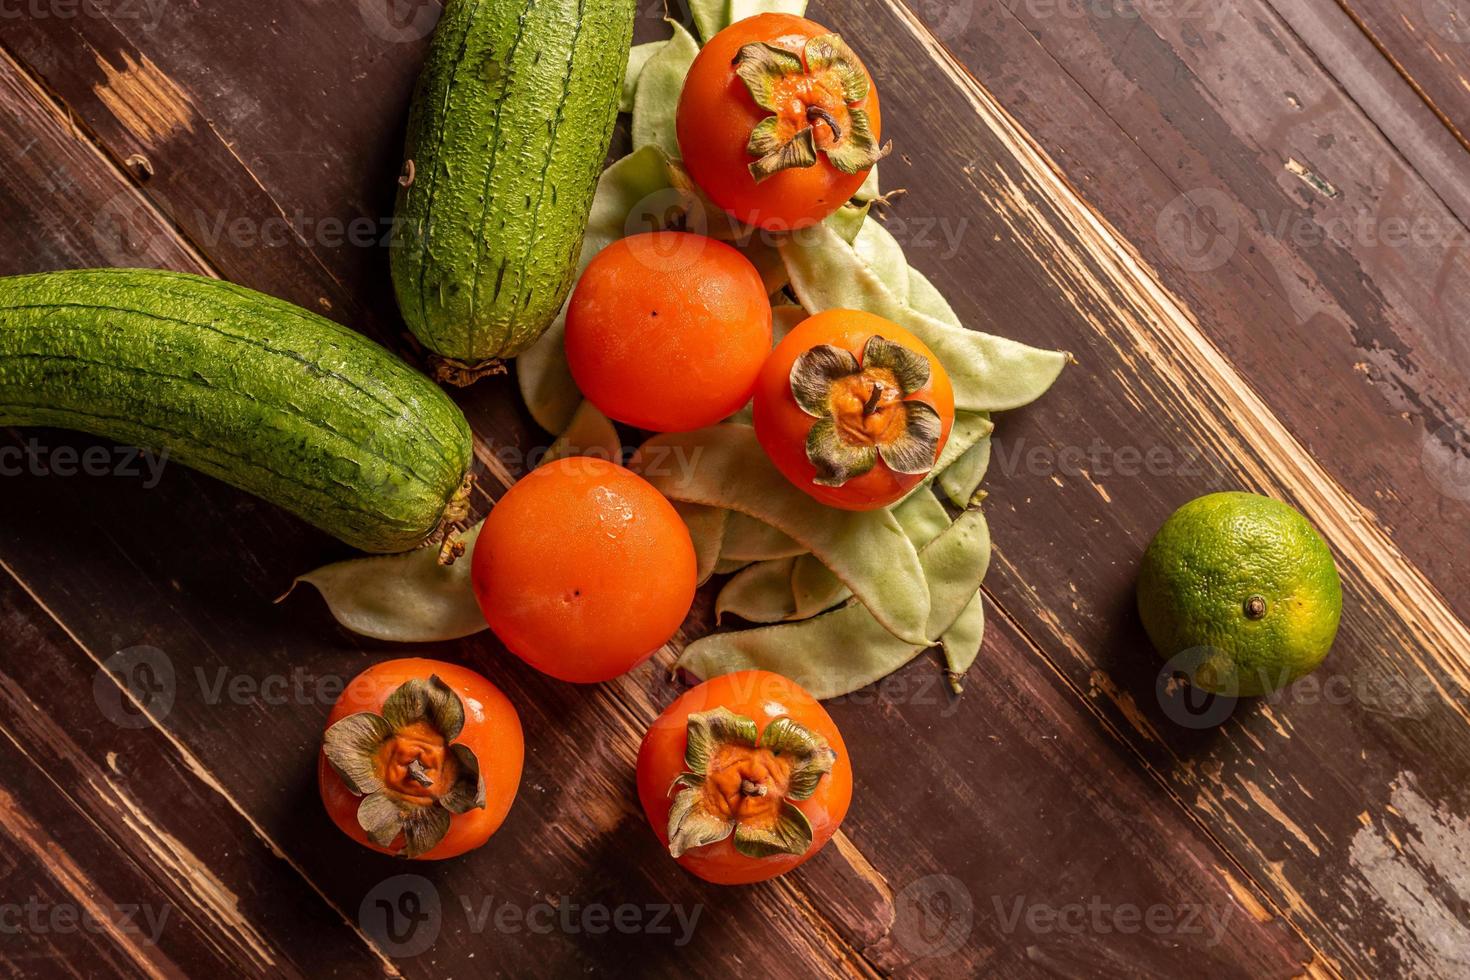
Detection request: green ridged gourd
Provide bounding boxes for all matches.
[0,269,475,554]
[390,0,637,382]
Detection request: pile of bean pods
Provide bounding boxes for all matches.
[296,0,1067,701]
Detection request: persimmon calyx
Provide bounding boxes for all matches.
[665,707,836,859]
[323,675,487,858]
[791,335,943,487]
[734,34,891,183]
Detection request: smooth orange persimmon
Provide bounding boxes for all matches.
[677,14,886,231]
[753,309,955,510]
[471,457,697,683]
[636,670,852,885]
[318,658,524,860]
[565,232,773,432]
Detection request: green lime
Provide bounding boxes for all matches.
[1137,492,1342,697]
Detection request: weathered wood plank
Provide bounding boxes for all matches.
[891,0,1470,624]
[817,611,1312,976]
[3,0,1468,975]
[0,28,1314,976]
[1264,0,1470,227]
[1335,0,1470,155]
[871,0,1470,972]
[0,576,397,980]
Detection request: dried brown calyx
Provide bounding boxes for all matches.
[665,707,836,859]
[791,335,942,487]
[734,33,891,183]
[323,675,486,857]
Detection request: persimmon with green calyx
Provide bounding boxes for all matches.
[565,232,773,432]
[753,309,955,511]
[472,456,698,683]
[319,659,523,860]
[677,13,888,231]
[636,670,852,885]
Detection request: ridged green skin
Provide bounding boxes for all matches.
[0,269,474,554]
[391,0,636,364]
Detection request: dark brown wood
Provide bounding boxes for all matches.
[889,0,1470,621]
[1334,0,1470,155]
[873,0,1470,973]
[0,38,1308,971]
[1265,0,1470,227]
[0,577,395,980]
[0,0,1468,976]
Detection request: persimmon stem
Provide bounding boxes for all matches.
[806,105,843,143]
[406,759,434,787]
[740,779,768,798]
[862,382,885,417]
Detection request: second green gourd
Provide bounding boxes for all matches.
[391,0,637,380]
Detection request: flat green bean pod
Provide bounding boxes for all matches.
[634,425,931,645]
[632,21,698,157]
[894,491,950,550]
[907,266,961,327]
[720,489,951,627]
[779,221,1069,412]
[679,505,992,699]
[791,555,849,620]
[717,557,800,624]
[289,521,488,643]
[828,202,873,245]
[939,436,993,508]
[676,503,730,585]
[621,41,664,112]
[722,512,806,562]
[941,592,986,693]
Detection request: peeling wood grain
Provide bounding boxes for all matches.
[881,3,1470,705]
[0,781,180,980]
[1349,774,1470,975]
[1284,158,1341,199]
[923,0,1470,624]
[873,0,1470,972]
[0,0,1464,976]
[0,673,280,974]
[91,50,193,144]
[0,559,402,979]
[1269,0,1470,224]
[1218,866,1277,924]
[1334,0,1470,157]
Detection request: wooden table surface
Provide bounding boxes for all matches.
[2,0,1469,977]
